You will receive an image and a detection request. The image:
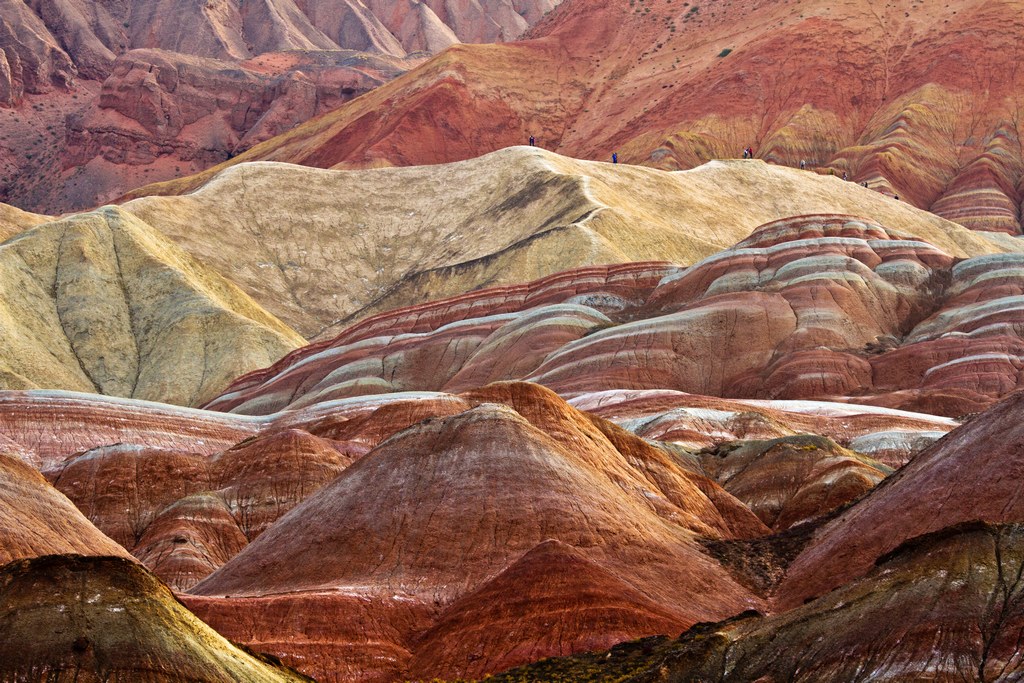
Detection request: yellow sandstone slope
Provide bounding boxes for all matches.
[0,206,304,406]
[122,147,1023,337]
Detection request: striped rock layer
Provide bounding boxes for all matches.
[486,390,1024,683]
[0,378,952,682]
[208,214,1024,418]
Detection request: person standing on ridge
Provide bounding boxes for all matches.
[800,159,806,169]
[529,135,535,146]
[612,152,618,164]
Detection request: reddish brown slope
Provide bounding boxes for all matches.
[488,522,1024,683]
[775,389,1024,610]
[0,449,129,565]
[0,0,562,212]
[189,383,767,680]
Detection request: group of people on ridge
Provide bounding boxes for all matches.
[526,137,891,196]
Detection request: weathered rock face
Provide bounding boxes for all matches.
[131,493,249,592]
[0,205,303,406]
[43,48,412,210]
[0,201,49,241]
[0,0,76,101]
[204,212,1024,418]
[0,0,560,211]
[51,444,212,550]
[121,149,1019,339]
[0,555,311,682]
[150,0,1024,235]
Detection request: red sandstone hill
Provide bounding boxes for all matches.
[0,0,558,211]
[487,521,1024,682]
[189,383,768,680]
[482,388,1024,682]
[138,0,1024,235]
[774,388,1024,611]
[0,447,129,565]
[0,373,948,682]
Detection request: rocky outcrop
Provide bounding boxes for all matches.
[0,0,77,100]
[0,205,303,406]
[47,48,412,209]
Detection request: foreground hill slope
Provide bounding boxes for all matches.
[0,555,311,682]
[487,522,1024,683]
[482,390,1024,682]
[131,0,1024,233]
[0,441,305,681]
[0,449,129,565]
[123,148,1021,337]
[0,377,956,682]
[0,206,303,405]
